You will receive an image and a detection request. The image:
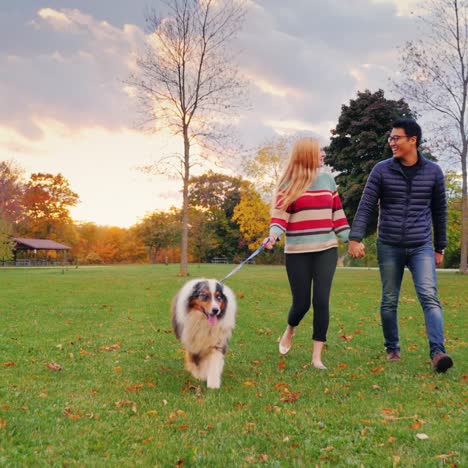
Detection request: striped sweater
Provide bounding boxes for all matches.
[269,172,350,254]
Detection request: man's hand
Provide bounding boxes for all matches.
[348,240,366,258]
[435,251,444,268]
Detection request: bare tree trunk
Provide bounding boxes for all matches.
[180,126,190,277]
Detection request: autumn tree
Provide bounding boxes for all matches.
[129,0,246,276]
[326,89,415,234]
[0,217,14,263]
[232,180,270,249]
[0,160,24,227]
[393,0,468,273]
[20,173,79,241]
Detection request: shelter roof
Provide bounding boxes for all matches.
[13,237,71,251]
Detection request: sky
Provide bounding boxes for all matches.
[0,0,422,227]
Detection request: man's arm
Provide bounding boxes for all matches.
[349,165,382,242]
[431,166,447,267]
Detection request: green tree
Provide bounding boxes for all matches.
[136,209,180,263]
[326,89,414,235]
[188,207,221,263]
[188,171,244,259]
[445,171,462,268]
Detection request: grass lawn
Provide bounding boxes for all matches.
[0,264,466,466]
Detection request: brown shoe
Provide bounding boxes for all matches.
[432,353,453,373]
[387,350,401,362]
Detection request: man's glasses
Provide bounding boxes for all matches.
[387,135,409,143]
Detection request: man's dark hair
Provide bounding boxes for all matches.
[392,118,422,147]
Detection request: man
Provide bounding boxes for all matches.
[348,118,453,373]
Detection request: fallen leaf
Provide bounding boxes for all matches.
[3,362,16,367]
[274,382,289,389]
[416,433,429,440]
[388,436,396,443]
[46,363,62,371]
[243,381,256,387]
[115,400,137,413]
[435,452,456,460]
[280,391,300,403]
[371,365,385,373]
[0,418,7,429]
[126,384,144,393]
[339,334,353,341]
[99,343,121,352]
[337,363,347,369]
[63,407,82,420]
[278,361,286,370]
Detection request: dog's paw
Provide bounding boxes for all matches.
[207,377,221,389]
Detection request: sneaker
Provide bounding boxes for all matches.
[432,352,453,373]
[387,350,401,362]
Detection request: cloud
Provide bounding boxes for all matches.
[236,0,416,140]
[0,0,424,225]
[0,6,145,139]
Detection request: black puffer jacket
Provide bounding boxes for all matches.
[349,153,447,251]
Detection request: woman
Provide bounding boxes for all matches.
[263,138,350,369]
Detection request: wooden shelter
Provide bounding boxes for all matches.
[12,237,71,266]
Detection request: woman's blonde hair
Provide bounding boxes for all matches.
[273,137,321,210]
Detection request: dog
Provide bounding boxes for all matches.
[171,278,237,389]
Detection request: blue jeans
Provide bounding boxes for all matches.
[377,240,446,358]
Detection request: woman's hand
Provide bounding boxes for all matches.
[262,236,277,250]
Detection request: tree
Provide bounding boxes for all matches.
[445,171,463,267]
[136,209,181,263]
[20,173,79,240]
[232,180,270,249]
[393,0,468,273]
[188,206,220,263]
[241,136,293,203]
[188,171,244,259]
[325,89,414,234]
[129,0,246,277]
[0,216,14,264]
[0,160,24,227]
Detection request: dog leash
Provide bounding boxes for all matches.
[219,241,268,283]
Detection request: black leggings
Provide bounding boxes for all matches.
[285,248,338,342]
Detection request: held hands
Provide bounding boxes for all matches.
[262,235,277,250]
[434,251,444,268]
[348,240,366,258]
